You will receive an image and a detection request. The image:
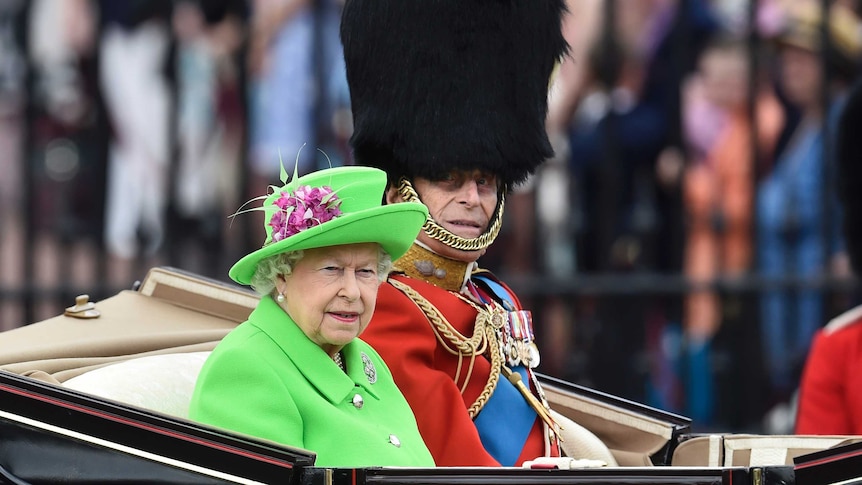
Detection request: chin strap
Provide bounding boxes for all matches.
[396,177,505,252]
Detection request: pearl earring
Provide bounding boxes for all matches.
[276,293,285,303]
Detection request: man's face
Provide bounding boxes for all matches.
[387,169,499,263]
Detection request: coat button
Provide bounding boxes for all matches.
[389,434,401,448]
[352,394,364,409]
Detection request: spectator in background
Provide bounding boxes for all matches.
[563,0,677,274]
[246,0,348,195]
[98,0,173,260]
[0,0,28,329]
[756,0,860,402]
[679,33,784,367]
[556,0,718,277]
[172,0,246,226]
[795,79,862,435]
[21,0,100,236]
[170,0,247,273]
[545,0,719,405]
[658,31,784,425]
[28,0,96,135]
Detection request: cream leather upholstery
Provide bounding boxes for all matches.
[63,351,211,418]
[61,349,621,468]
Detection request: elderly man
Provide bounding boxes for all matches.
[341,0,570,467]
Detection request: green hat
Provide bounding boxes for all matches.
[229,166,428,285]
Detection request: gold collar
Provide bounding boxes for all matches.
[393,244,472,292]
[396,177,505,252]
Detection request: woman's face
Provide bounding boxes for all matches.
[276,243,382,356]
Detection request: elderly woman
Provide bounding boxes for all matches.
[189,166,434,468]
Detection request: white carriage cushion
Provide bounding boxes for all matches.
[63,351,211,419]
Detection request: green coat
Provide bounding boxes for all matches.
[189,296,434,468]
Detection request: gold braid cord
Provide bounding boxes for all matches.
[389,278,501,418]
[397,177,505,252]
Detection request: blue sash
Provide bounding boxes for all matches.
[473,365,537,465]
[473,274,515,311]
[471,274,538,466]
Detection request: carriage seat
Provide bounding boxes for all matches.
[63,351,210,419]
[61,350,619,466]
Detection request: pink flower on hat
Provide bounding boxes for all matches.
[269,185,342,242]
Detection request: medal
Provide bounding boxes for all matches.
[500,309,540,368]
[467,279,542,369]
[508,341,521,366]
[528,342,541,368]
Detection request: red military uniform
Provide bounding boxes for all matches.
[340,0,569,467]
[363,246,559,466]
[796,304,862,434]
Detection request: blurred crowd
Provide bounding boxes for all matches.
[1,0,861,433]
[538,0,861,431]
[0,0,350,296]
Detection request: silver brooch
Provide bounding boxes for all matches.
[361,352,377,384]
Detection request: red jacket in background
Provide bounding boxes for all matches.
[796,304,862,434]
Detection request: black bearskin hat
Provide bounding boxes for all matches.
[838,81,862,275]
[340,0,568,188]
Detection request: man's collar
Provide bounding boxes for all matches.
[392,242,475,292]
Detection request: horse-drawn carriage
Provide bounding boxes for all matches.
[1,267,859,484]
